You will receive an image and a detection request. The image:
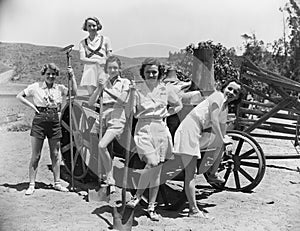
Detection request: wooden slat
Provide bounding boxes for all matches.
[239,107,300,120]
[244,97,294,133]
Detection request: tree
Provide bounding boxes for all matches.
[166,40,240,84]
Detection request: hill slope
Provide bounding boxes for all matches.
[0,42,167,85]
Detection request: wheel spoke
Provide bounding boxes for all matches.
[234,139,244,155]
[73,149,81,166]
[83,139,92,150]
[240,161,259,168]
[239,148,256,159]
[61,143,70,153]
[61,120,70,133]
[223,166,232,182]
[71,109,80,131]
[233,170,241,189]
[238,167,254,182]
[79,114,88,132]
[80,148,88,173]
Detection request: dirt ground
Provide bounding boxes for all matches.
[1,87,300,231]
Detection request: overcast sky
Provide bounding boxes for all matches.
[0,0,290,57]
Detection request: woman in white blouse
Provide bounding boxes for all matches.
[17,63,77,195]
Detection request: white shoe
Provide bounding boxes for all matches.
[126,195,140,208]
[25,184,35,196]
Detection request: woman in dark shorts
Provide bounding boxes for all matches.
[16,63,77,195]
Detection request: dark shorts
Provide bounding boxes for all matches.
[30,111,62,140]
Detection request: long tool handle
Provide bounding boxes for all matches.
[97,91,104,181]
[66,51,75,190]
[121,84,136,212]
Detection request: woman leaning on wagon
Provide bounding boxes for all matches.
[173,79,244,218]
[16,63,77,196]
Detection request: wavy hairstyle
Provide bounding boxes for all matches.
[220,78,246,106]
[139,58,164,80]
[40,63,60,76]
[82,17,102,31]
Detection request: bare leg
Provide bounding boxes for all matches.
[48,138,61,183]
[127,153,160,208]
[49,138,68,192]
[98,130,116,185]
[208,146,223,176]
[148,164,162,204]
[29,137,44,184]
[25,137,44,195]
[181,154,199,212]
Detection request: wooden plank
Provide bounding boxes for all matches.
[239,118,297,129]
[239,107,299,120]
[244,97,294,133]
[242,59,300,90]
[249,133,295,140]
[242,70,300,92]
[241,100,275,108]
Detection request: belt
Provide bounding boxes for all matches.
[202,127,212,133]
[36,106,58,113]
[138,117,163,122]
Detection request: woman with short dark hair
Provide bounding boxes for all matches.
[173,79,245,218]
[126,58,182,221]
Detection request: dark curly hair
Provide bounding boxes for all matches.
[82,17,102,31]
[40,63,60,76]
[139,58,164,80]
[220,78,246,106]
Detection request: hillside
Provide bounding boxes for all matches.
[0,42,167,85]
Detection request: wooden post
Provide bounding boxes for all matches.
[190,47,215,96]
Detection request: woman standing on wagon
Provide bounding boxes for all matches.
[173,79,244,217]
[79,16,112,95]
[126,58,182,221]
[16,63,77,195]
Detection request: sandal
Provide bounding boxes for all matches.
[188,210,207,218]
[109,185,116,194]
[25,183,35,196]
[126,195,140,208]
[206,173,225,184]
[147,203,160,221]
[54,182,69,192]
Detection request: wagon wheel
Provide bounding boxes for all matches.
[208,130,266,192]
[61,101,94,180]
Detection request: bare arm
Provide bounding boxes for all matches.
[16,90,39,114]
[79,42,103,65]
[165,84,183,117]
[68,67,78,96]
[88,86,102,106]
[210,102,224,144]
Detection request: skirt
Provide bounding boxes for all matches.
[80,63,105,87]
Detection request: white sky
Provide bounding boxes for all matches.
[0,0,291,57]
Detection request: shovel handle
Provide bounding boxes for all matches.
[121,83,136,207]
[97,91,104,180]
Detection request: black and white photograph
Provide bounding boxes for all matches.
[0,0,300,230]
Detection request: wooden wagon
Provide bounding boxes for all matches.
[238,59,300,159]
[59,87,266,200]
